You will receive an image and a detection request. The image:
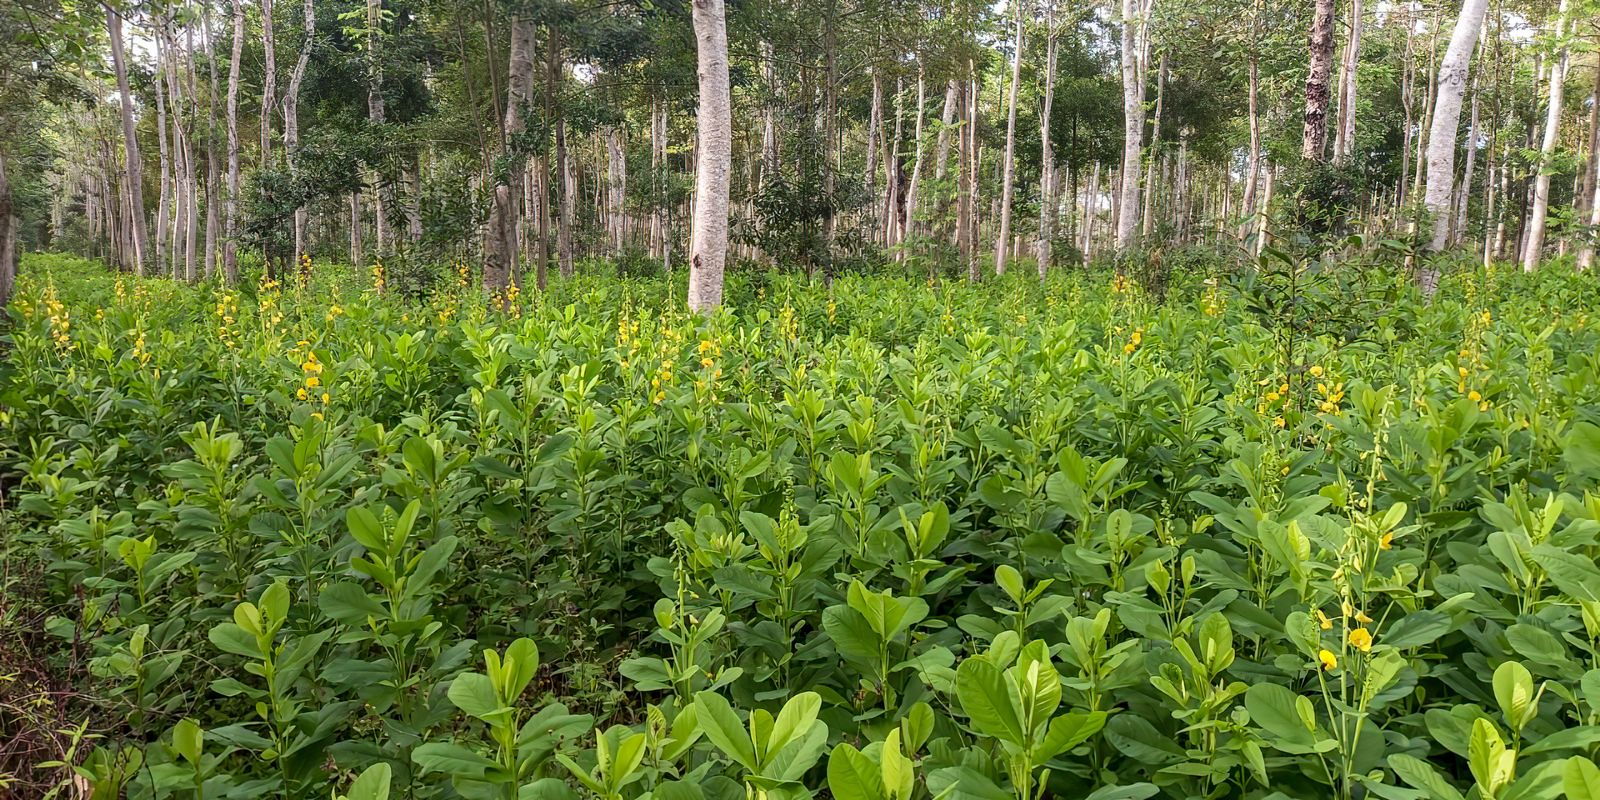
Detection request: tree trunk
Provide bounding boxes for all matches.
[486,15,534,290]
[1037,0,1058,276]
[1332,0,1362,161]
[607,127,627,257]
[1302,0,1335,162]
[107,3,151,273]
[261,0,276,164]
[0,150,16,306]
[155,33,172,274]
[1115,0,1145,249]
[1521,0,1570,272]
[1579,54,1600,271]
[687,0,731,311]
[366,0,389,258]
[1141,54,1166,238]
[202,3,221,278]
[1422,0,1488,259]
[224,0,243,282]
[285,0,315,258]
[901,65,927,265]
[1240,56,1260,240]
[994,0,1024,275]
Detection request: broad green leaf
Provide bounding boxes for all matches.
[956,657,1025,747]
[694,691,757,770]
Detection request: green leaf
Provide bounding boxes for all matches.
[1246,683,1318,752]
[1388,753,1466,800]
[447,673,504,721]
[170,719,203,766]
[1530,546,1600,602]
[827,744,885,800]
[1564,758,1600,800]
[1035,711,1107,760]
[412,742,503,779]
[693,691,757,770]
[208,622,260,658]
[1562,422,1600,480]
[768,692,821,756]
[1382,611,1451,649]
[955,657,1025,747]
[345,763,393,800]
[319,582,388,625]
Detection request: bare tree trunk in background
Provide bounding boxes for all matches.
[650,100,667,267]
[180,24,200,280]
[1037,0,1058,277]
[957,68,976,278]
[261,0,276,163]
[687,0,730,311]
[1302,0,1335,162]
[933,79,958,182]
[607,127,626,257]
[350,192,363,264]
[1083,161,1100,264]
[285,0,314,258]
[1141,54,1165,238]
[224,0,243,281]
[1240,56,1260,240]
[1422,0,1488,261]
[1521,0,1569,273]
[1332,0,1362,161]
[994,0,1023,275]
[865,69,882,241]
[1579,55,1600,271]
[366,0,390,259]
[107,3,150,273]
[548,28,574,279]
[1115,0,1145,250]
[901,66,927,265]
[885,78,905,248]
[485,15,534,290]
[203,4,220,278]
[0,151,16,305]
[155,35,172,274]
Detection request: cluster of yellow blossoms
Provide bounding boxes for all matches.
[1456,309,1493,411]
[694,337,724,399]
[294,343,330,408]
[214,290,240,349]
[1122,327,1144,355]
[1110,273,1132,295]
[258,274,285,331]
[1313,599,1382,670]
[617,306,641,370]
[456,261,472,289]
[777,304,800,342]
[1307,365,1345,416]
[297,253,313,290]
[491,283,521,316]
[370,259,386,293]
[44,287,72,352]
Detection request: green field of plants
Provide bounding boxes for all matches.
[5,252,1600,800]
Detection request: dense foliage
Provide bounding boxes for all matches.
[5,252,1600,799]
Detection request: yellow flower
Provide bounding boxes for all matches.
[1468,390,1482,402]
[1379,532,1393,550]
[1348,627,1373,651]
[1273,416,1286,429]
[1315,609,1333,630]
[1318,649,1338,671]
[1355,609,1373,624]
[1309,365,1324,378]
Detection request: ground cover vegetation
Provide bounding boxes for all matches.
[2,249,1600,800]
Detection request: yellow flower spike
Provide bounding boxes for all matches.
[1319,649,1338,671]
[1348,627,1373,652]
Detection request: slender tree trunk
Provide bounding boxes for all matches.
[180,24,199,280]
[1115,0,1146,249]
[1302,0,1335,162]
[366,0,390,258]
[223,0,243,281]
[0,151,16,305]
[901,65,927,265]
[651,99,667,266]
[1333,0,1363,161]
[1037,0,1058,276]
[607,127,627,257]
[1422,0,1488,262]
[486,15,534,290]
[285,0,314,258]
[687,0,731,311]
[1141,54,1166,238]
[1579,54,1600,270]
[994,0,1024,275]
[203,4,220,278]
[155,33,172,274]
[1521,0,1570,272]
[1240,57,1261,240]
[261,0,276,163]
[957,67,976,277]
[350,192,363,264]
[107,3,150,273]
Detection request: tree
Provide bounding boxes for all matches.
[1520,0,1571,272]
[688,0,731,311]
[106,1,151,273]
[1422,0,1489,257]
[1301,0,1334,161]
[993,0,1023,275]
[1115,0,1147,250]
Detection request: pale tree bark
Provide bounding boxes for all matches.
[900,65,927,265]
[1422,0,1488,258]
[1332,0,1362,162]
[933,79,958,182]
[865,69,882,239]
[155,34,172,273]
[224,0,243,281]
[485,15,535,290]
[1302,0,1335,162]
[366,0,390,257]
[0,150,16,305]
[549,28,574,279]
[1579,56,1600,271]
[687,0,731,312]
[261,0,276,164]
[285,0,315,258]
[885,78,905,247]
[650,99,668,266]
[957,68,976,276]
[994,0,1024,275]
[1036,0,1058,276]
[1521,0,1570,273]
[607,127,627,257]
[1115,0,1146,249]
[1141,54,1166,238]
[202,3,220,278]
[1240,55,1261,240]
[107,2,150,273]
